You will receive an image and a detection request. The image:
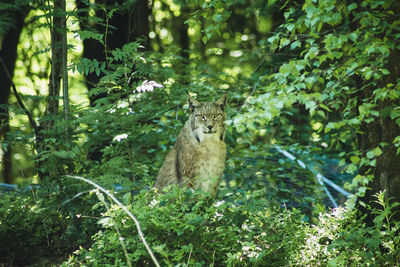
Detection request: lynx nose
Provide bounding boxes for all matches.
[207,125,213,131]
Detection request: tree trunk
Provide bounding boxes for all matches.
[175,6,190,60]
[62,0,69,123]
[46,0,63,122]
[0,7,28,184]
[358,42,400,221]
[36,0,65,180]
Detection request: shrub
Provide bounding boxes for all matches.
[290,192,400,266]
[0,191,68,265]
[63,187,307,266]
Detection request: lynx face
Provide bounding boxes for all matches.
[188,95,227,143]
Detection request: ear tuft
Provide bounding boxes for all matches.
[214,94,228,111]
[188,96,201,112]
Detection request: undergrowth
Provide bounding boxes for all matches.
[61,185,399,266]
[1,181,399,266]
[62,186,307,266]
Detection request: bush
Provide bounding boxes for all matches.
[63,187,307,266]
[0,179,110,266]
[290,192,400,266]
[2,179,399,266]
[0,191,68,265]
[62,184,400,266]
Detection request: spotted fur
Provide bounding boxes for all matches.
[155,95,227,198]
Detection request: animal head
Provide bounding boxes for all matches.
[188,94,227,143]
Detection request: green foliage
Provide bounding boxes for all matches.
[70,44,186,189]
[0,0,30,35]
[63,187,307,266]
[0,190,69,265]
[291,192,400,266]
[3,0,400,265]
[231,0,400,197]
[1,183,399,266]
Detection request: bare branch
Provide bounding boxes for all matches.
[0,55,40,136]
[66,175,160,267]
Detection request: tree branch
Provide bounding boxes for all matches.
[66,175,160,267]
[0,55,40,137]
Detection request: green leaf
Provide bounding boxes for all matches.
[98,217,113,227]
[374,147,383,157]
[96,191,105,202]
[366,150,375,159]
[76,30,104,43]
[347,3,357,12]
[350,156,360,164]
[290,40,301,50]
[366,147,382,159]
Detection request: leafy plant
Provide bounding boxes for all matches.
[0,190,70,265]
[63,185,307,266]
[291,192,400,266]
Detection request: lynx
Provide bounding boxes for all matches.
[155,94,227,198]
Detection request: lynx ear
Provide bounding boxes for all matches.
[188,96,201,112]
[215,94,227,111]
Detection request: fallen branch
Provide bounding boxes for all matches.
[66,175,160,267]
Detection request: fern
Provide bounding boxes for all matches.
[73,57,107,76]
[75,29,104,43]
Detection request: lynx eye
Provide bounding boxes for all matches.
[214,114,222,119]
[195,115,205,120]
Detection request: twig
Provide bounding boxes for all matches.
[66,175,160,267]
[0,55,40,136]
[98,192,132,267]
[186,245,193,266]
[239,76,261,112]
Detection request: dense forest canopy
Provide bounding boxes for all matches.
[1,0,400,265]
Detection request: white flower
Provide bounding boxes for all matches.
[136,80,163,93]
[107,108,116,114]
[117,102,129,109]
[149,199,159,207]
[214,200,225,207]
[113,133,128,142]
[214,211,223,220]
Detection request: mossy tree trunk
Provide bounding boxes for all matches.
[358,43,400,221]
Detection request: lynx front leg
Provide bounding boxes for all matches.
[155,146,179,188]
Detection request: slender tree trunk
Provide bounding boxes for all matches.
[46,0,63,122]
[172,4,190,85]
[131,0,150,45]
[0,7,28,184]
[61,0,69,124]
[36,0,65,180]
[176,6,189,60]
[75,0,106,105]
